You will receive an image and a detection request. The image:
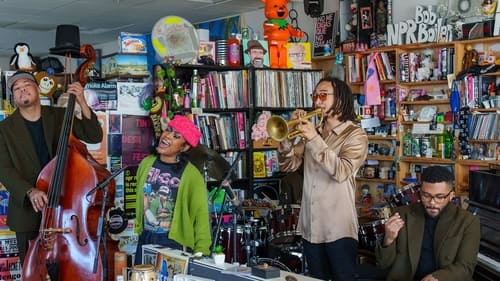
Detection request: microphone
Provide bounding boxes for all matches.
[221,180,240,207]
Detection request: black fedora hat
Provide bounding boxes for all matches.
[49,24,81,57]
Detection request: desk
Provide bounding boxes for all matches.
[189,258,321,281]
[141,244,321,281]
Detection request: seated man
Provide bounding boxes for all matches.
[376,165,480,281]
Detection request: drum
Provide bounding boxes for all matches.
[278,246,304,274]
[243,219,269,258]
[128,264,156,281]
[269,204,301,245]
[386,183,420,208]
[221,225,246,264]
[358,219,386,251]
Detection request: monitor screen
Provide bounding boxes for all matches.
[469,170,500,209]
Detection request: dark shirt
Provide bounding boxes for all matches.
[414,213,440,280]
[24,118,50,167]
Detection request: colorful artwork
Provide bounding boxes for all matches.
[242,39,269,68]
[286,42,312,69]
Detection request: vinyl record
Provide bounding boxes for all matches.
[151,16,199,63]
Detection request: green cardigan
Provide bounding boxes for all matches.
[134,155,212,256]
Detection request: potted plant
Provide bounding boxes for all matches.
[212,244,226,265]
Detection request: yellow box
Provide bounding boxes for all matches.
[253,152,266,178]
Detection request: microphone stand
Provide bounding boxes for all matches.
[210,152,242,263]
[89,166,127,277]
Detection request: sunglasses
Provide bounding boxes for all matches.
[310,92,334,102]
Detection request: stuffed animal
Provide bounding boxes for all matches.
[34,71,60,102]
[10,42,36,71]
[262,0,304,68]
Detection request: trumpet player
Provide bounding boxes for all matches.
[277,76,368,281]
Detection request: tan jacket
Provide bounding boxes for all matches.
[279,121,368,243]
[376,204,480,281]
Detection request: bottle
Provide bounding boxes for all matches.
[191,69,199,108]
[412,134,421,157]
[227,34,241,66]
[435,133,444,158]
[444,128,454,159]
[385,96,392,118]
[402,129,412,156]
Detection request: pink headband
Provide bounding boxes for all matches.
[168,115,201,147]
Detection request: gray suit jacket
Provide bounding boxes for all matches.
[0,106,102,232]
[375,203,480,281]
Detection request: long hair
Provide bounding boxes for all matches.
[316,76,356,122]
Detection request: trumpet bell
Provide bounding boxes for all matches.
[266,108,323,142]
[266,116,289,142]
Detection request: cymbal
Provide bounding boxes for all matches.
[184,144,230,181]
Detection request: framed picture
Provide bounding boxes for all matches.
[360,7,373,30]
[198,41,216,64]
[286,42,312,69]
[242,39,269,68]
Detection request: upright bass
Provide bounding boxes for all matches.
[22,44,117,281]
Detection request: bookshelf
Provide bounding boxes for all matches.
[175,64,323,200]
[313,37,500,199]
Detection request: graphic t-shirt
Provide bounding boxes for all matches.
[142,158,187,233]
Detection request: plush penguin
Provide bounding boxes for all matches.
[10,42,36,71]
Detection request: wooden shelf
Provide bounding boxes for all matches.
[366,155,395,161]
[470,107,500,112]
[367,135,397,140]
[399,80,448,86]
[400,121,452,125]
[468,139,500,143]
[356,177,396,184]
[456,159,500,167]
[399,99,450,105]
[400,157,455,164]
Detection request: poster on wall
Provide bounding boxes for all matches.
[313,12,336,57]
[84,81,117,111]
[123,166,138,219]
[357,0,374,44]
[85,113,108,166]
[121,115,154,167]
[117,82,150,116]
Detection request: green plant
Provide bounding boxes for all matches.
[213,245,225,254]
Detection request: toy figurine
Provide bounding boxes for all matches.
[262,0,304,68]
[10,42,36,71]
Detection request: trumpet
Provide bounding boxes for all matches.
[266,108,323,142]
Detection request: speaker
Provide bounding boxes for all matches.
[304,0,324,18]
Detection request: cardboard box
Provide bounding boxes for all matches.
[119,32,148,54]
[101,53,149,78]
